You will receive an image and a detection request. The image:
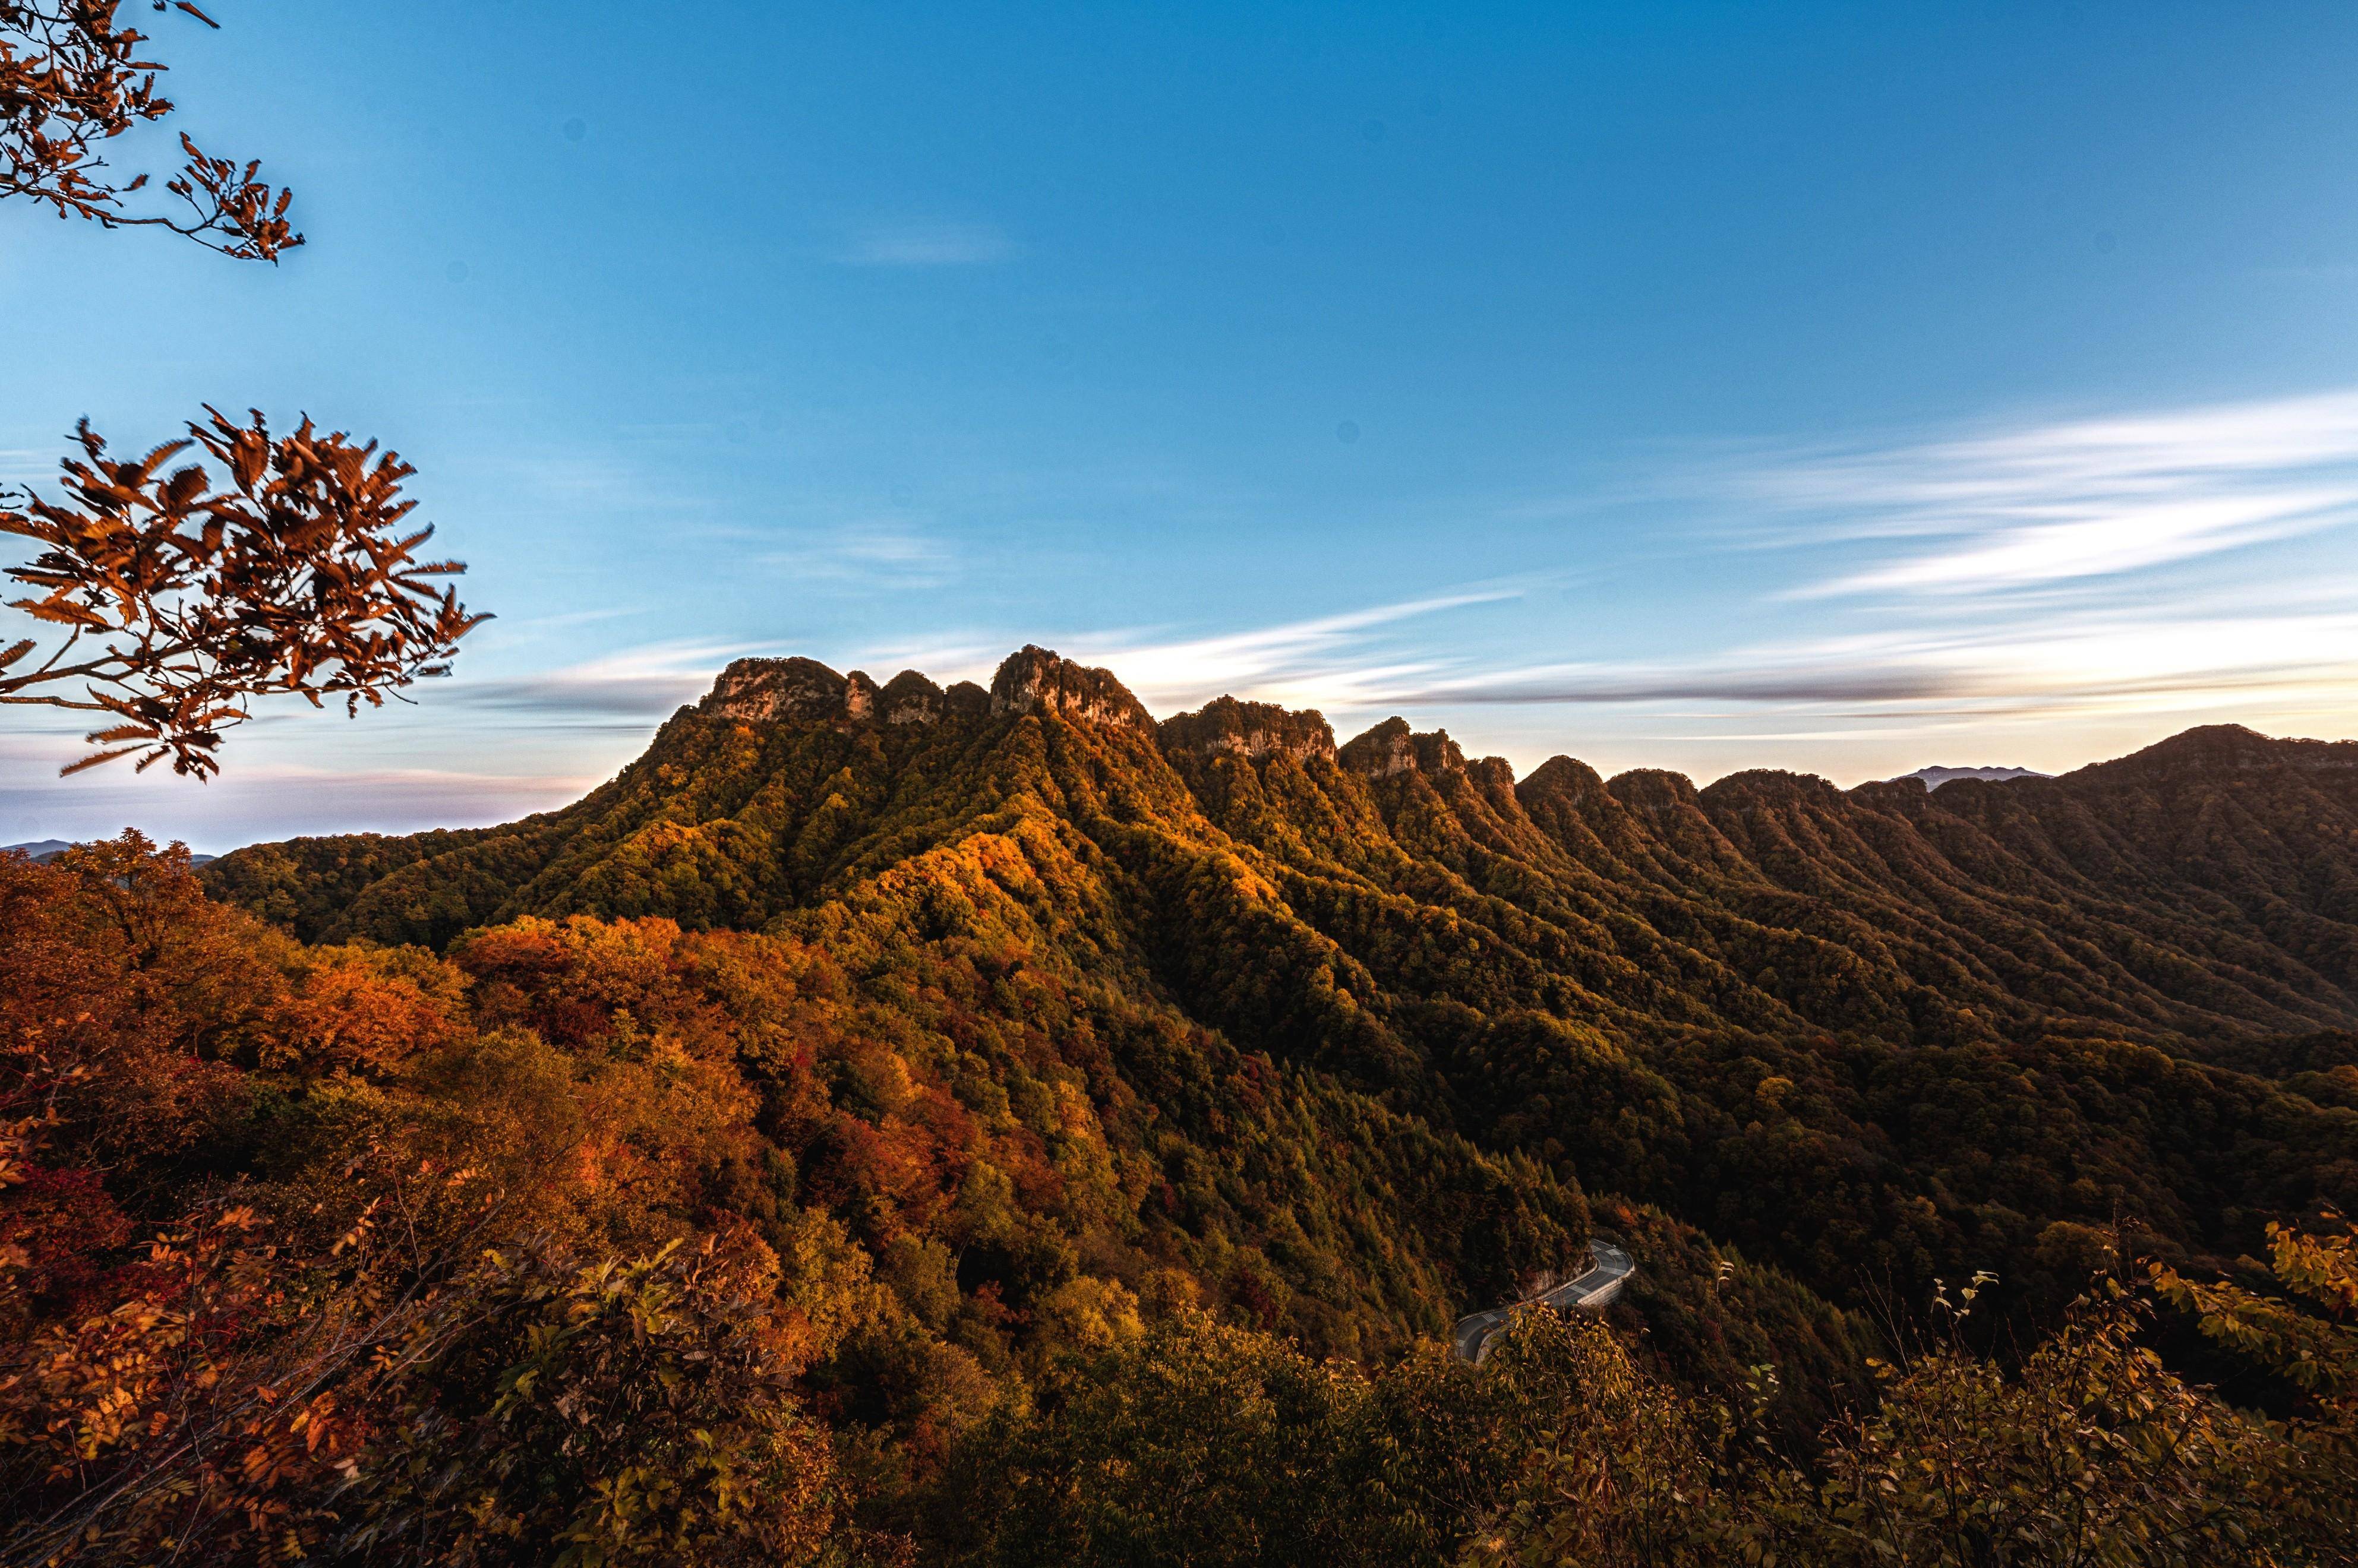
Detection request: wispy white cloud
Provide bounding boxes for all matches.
[1756,387,2358,598]
[1405,598,2358,722]
[447,638,773,721]
[503,605,651,634]
[836,220,1016,268]
[1051,587,1525,715]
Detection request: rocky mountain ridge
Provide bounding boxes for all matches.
[194,643,2358,1352]
[207,646,2358,1055]
[1904,765,2047,790]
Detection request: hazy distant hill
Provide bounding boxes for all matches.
[9,839,215,865]
[1904,764,2048,789]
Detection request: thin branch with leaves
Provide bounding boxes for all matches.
[0,0,301,260]
[1,407,490,779]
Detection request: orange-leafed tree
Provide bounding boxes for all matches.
[1,409,487,777]
[2,4,486,779]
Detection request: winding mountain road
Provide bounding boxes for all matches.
[1451,1241,1635,1364]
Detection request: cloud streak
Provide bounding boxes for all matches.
[1049,587,1526,715]
[1757,386,2358,598]
[1393,600,2358,732]
[444,639,774,722]
[755,523,958,588]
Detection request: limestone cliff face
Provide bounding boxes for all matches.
[1339,717,1466,778]
[878,670,942,725]
[987,646,1154,731]
[878,670,991,726]
[699,659,983,728]
[702,657,861,723]
[1160,697,1338,765]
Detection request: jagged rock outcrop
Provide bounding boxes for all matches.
[1340,717,1466,778]
[873,669,987,726]
[207,644,2358,1056]
[703,657,861,723]
[1160,697,1338,764]
[988,646,1154,731]
[879,670,944,725]
[698,649,1137,732]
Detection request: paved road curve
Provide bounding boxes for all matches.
[1450,1241,1636,1364]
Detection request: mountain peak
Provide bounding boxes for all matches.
[1702,769,1846,810]
[878,669,974,726]
[1902,765,2047,791]
[2093,723,2358,780]
[1160,697,1337,764]
[701,657,863,723]
[1517,755,1607,807]
[1339,717,1465,777]
[988,646,1154,731]
[1605,768,1700,811]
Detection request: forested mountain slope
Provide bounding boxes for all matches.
[204,649,2358,1316]
[209,647,2358,1049]
[17,651,2357,1561]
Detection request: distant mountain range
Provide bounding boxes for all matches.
[1902,764,2049,789]
[8,839,215,866]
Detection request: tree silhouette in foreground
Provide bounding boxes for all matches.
[1,409,486,777]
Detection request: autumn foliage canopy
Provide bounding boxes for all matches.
[2,833,2355,1566]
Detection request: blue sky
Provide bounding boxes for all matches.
[10,1,2358,851]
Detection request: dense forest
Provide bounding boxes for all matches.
[6,646,2356,1563]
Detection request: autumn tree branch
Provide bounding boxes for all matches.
[1,408,490,778]
[0,1,300,260]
